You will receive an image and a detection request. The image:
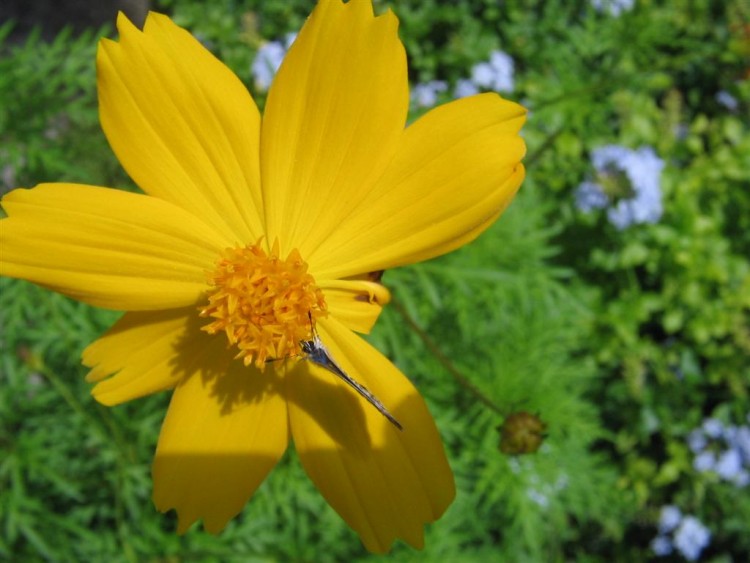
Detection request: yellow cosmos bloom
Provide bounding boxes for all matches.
[0,0,526,553]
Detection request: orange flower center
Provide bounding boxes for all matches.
[200,241,326,368]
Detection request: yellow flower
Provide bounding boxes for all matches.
[0,0,526,553]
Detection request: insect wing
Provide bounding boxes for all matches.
[303,337,403,431]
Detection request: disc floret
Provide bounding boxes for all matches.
[201,240,326,367]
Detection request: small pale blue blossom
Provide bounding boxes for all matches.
[687,429,708,453]
[658,505,682,533]
[651,535,673,557]
[1,149,23,195]
[411,80,448,108]
[702,418,724,438]
[575,145,665,229]
[693,450,716,472]
[591,0,636,17]
[716,90,739,112]
[251,32,297,91]
[590,145,630,170]
[527,489,549,508]
[715,448,742,481]
[575,181,609,212]
[688,416,750,488]
[734,470,750,487]
[471,50,515,93]
[454,78,479,99]
[673,516,711,561]
[2,163,17,192]
[733,426,750,463]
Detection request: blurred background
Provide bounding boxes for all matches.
[1,0,748,561]
[0,0,149,39]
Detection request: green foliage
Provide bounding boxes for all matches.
[375,185,632,559]
[1,0,749,560]
[0,22,127,192]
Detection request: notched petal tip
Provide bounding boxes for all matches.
[261,0,408,257]
[115,10,140,34]
[152,353,289,538]
[289,318,454,553]
[99,8,264,243]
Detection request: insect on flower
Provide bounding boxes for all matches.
[0,0,527,551]
[300,314,403,431]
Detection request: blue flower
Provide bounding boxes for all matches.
[693,450,716,472]
[411,80,448,108]
[658,505,682,534]
[591,0,635,17]
[575,145,665,229]
[575,181,609,212]
[673,516,711,561]
[689,417,750,488]
[702,418,724,438]
[251,32,297,91]
[471,50,515,93]
[733,425,750,464]
[716,90,739,112]
[651,535,673,557]
[454,78,479,99]
[715,448,743,481]
[687,429,708,453]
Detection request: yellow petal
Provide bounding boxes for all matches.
[98,12,263,243]
[310,94,527,279]
[152,337,289,534]
[83,307,206,405]
[321,278,391,334]
[261,0,408,258]
[0,183,227,310]
[288,316,454,553]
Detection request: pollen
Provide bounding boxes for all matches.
[200,240,326,368]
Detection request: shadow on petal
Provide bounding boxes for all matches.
[287,359,374,450]
[286,320,454,552]
[153,337,290,534]
[289,386,453,553]
[165,303,286,414]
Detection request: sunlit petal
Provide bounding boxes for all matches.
[0,184,228,310]
[311,94,526,278]
[98,12,264,243]
[261,0,408,258]
[321,278,391,334]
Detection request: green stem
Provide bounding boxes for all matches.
[525,126,564,168]
[391,297,506,417]
[531,81,615,111]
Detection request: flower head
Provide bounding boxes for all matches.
[250,32,297,91]
[471,50,515,93]
[716,90,739,112]
[652,508,710,561]
[411,80,448,108]
[591,0,635,17]
[689,416,750,487]
[498,411,547,455]
[651,534,673,556]
[658,505,682,534]
[673,516,711,561]
[575,144,664,229]
[0,1,526,552]
[454,78,479,99]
